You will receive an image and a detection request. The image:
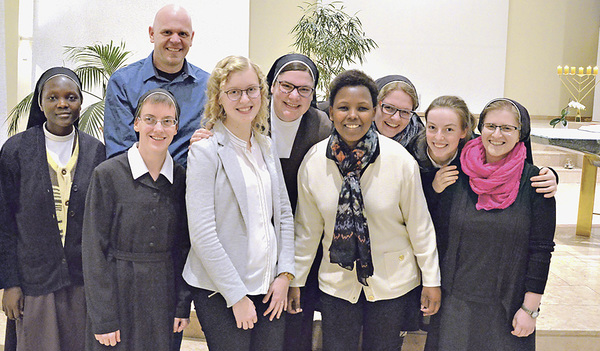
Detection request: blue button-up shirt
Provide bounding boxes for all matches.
[103,52,209,167]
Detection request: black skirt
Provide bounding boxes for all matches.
[425,294,535,351]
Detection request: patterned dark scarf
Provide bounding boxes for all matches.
[386,113,424,148]
[326,126,380,285]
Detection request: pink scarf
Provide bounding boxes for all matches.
[460,137,527,210]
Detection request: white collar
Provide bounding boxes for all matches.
[43,122,75,141]
[270,101,303,128]
[127,144,174,183]
[427,148,458,168]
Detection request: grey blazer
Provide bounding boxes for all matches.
[182,121,294,307]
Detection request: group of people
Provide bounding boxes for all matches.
[0,4,557,351]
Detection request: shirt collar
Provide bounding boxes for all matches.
[127,144,174,183]
[427,148,458,168]
[142,51,195,83]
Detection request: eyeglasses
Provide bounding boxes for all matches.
[222,86,261,101]
[277,80,314,98]
[138,116,178,128]
[482,123,520,135]
[380,103,415,119]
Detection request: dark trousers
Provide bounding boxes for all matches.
[320,290,414,351]
[171,331,182,351]
[283,244,322,351]
[4,318,17,351]
[192,288,285,351]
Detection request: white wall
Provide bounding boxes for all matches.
[30,0,249,88]
[328,0,509,113]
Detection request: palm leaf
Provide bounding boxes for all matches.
[5,93,34,135]
[64,41,131,96]
[79,100,105,140]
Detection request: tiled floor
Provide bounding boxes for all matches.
[1,179,599,351]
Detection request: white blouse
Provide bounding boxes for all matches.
[224,126,278,295]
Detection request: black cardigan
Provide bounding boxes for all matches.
[0,126,105,295]
[278,106,331,212]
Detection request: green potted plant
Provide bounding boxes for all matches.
[550,101,585,128]
[291,0,378,98]
[6,41,131,139]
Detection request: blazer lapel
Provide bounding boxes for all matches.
[216,129,250,229]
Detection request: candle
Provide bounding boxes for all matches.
[587,66,592,74]
[594,66,599,75]
[557,65,563,75]
[564,65,569,74]
[571,66,576,74]
[579,67,584,74]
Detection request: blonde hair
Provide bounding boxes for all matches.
[480,100,520,125]
[425,95,476,141]
[377,81,419,110]
[203,55,270,135]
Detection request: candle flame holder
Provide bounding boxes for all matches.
[557,66,599,122]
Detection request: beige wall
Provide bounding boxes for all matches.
[249,0,306,75]
[504,0,600,117]
[4,0,19,111]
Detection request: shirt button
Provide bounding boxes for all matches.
[65,200,69,206]
[368,295,374,301]
[149,242,155,247]
[72,185,78,192]
[399,255,404,261]
[153,192,158,197]
[151,208,157,214]
[150,226,156,231]
[61,169,67,175]
[62,258,67,263]
[69,211,75,217]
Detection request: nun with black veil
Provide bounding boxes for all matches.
[265,53,333,351]
[0,67,105,351]
[424,98,556,351]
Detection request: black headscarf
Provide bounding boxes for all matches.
[134,88,181,122]
[478,98,534,164]
[374,75,424,147]
[266,53,320,107]
[375,75,419,109]
[27,67,82,129]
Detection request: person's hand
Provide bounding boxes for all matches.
[420,286,441,316]
[2,286,24,320]
[188,127,213,147]
[95,330,121,346]
[432,165,459,193]
[511,308,536,337]
[232,296,257,330]
[530,167,557,198]
[287,287,302,314]
[173,318,189,333]
[262,275,291,321]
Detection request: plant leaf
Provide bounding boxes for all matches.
[79,100,105,140]
[291,0,377,98]
[5,93,34,135]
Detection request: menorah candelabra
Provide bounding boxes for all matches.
[557,65,600,122]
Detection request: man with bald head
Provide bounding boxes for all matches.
[103,4,209,167]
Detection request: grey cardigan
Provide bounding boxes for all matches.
[182,121,294,307]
